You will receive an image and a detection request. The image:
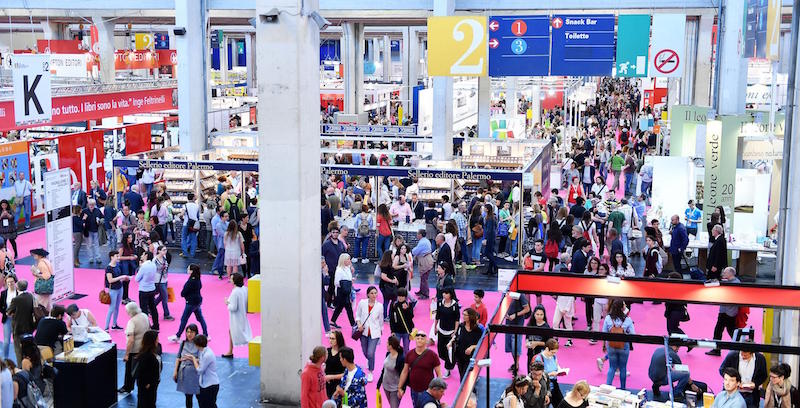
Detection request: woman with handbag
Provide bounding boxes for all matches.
[0,201,17,259]
[331,254,357,330]
[173,324,201,408]
[377,335,404,408]
[30,249,53,311]
[222,222,245,280]
[433,288,460,379]
[104,250,130,331]
[354,286,383,382]
[392,244,412,296]
[452,308,482,380]
[376,204,393,258]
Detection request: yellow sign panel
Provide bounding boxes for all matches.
[427,16,487,77]
[766,0,781,61]
[134,33,154,50]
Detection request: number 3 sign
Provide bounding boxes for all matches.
[427,16,488,77]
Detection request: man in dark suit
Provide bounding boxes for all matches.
[7,280,35,363]
[719,348,767,408]
[570,239,591,274]
[434,233,452,269]
[669,215,689,273]
[707,224,728,280]
[123,185,145,213]
[71,182,88,209]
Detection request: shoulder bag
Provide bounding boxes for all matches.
[351,302,376,341]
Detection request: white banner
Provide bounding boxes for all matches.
[649,14,687,78]
[44,169,74,302]
[497,268,517,292]
[48,54,89,78]
[12,54,52,125]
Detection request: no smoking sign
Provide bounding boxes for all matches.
[654,49,679,74]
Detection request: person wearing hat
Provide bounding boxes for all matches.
[398,330,441,404]
[413,378,448,408]
[30,249,53,311]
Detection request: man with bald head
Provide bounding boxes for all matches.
[706,267,740,356]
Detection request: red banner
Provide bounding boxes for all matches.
[58,130,106,190]
[156,49,177,66]
[124,123,153,155]
[115,50,159,70]
[36,40,82,54]
[0,87,177,132]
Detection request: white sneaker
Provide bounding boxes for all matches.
[361,258,369,264]
[366,372,373,382]
[596,357,604,371]
[352,258,358,263]
[504,256,513,262]
[443,369,450,379]
[168,335,179,343]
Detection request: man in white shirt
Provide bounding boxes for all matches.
[181,193,201,257]
[13,172,33,229]
[141,168,156,197]
[389,195,413,223]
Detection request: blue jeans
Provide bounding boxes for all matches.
[360,336,379,372]
[472,237,484,263]
[459,237,471,264]
[175,303,208,337]
[510,236,518,258]
[641,181,652,198]
[599,163,608,181]
[153,282,171,317]
[105,226,117,250]
[607,347,630,389]
[116,192,124,209]
[395,332,410,352]
[621,232,629,256]
[2,318,11,360]
[354,236,369,259]
[211,239,226,276]
[14,196,31,228]
[86,231,100,261]
[181,225,198,257]
[624,172,636,197]
[105,287,123,329]
[144,183,153,197]
[377,234,391,258]
[654,370,690,399]
[321,290,330,332]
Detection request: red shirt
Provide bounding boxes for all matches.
[470,302,488,327]
[301,363,326,408]
[405,348,440,392]
[377,214,392,237]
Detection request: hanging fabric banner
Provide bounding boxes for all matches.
[615,14,651,77]
[648,14,687,78]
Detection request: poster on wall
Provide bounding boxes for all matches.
[58,130,106,190]
[0,142,33,221]
[44,169,74,302]
[702,119,737,227]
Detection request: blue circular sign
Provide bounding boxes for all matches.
[511,38,528,55]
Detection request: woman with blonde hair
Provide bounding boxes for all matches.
[330,253,356,330]
[558,380,590,408]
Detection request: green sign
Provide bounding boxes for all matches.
[702,116,739,227]
[670,105,713,157]
[615,15,651,77]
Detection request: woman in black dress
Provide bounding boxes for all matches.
[434,288,460,379]
[451,308,483,380]
[378,251,398,320]
[324,329,346,398]
[238,214,254,277]
[133,330,162,408]
[526,305,551,373]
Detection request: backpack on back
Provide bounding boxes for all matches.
[608,322,626,349]
[358,213,370,237]
[227,197,241,222]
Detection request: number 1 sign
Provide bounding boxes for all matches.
[427,16,488,77]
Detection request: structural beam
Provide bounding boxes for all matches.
[91,16,115,84]
[175,0,209,152]
[431,0,454,160]
[256,0,322,403]
[717,0,748,115]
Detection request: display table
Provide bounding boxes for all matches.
[662,234,776,281]
[338,216,425,260]
[54,342,117,408]
[588,384,645,408]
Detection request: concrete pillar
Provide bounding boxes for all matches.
[383,35,392,82]
[432,0,455,160]
[372,38,380,64]
[695,13,714,107]
[477,76,491,138]
[717,0,748,115]
[402,27,420,122]
[220,32,229,84]
[91,17,115,84]
[401,28,410,115]
[245,33,256,95]
[342,22,364,114]
[175,0,208,153]
[40,22,68,41]
[256,0,321,403]
[507,77,518,116]
[531,85,542,126]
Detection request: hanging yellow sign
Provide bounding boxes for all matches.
[134,33,154,50]
[766,0,781,61]
[427,16,488,77]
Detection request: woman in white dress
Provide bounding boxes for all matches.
[223,222,245,280]
[222,273,252,358]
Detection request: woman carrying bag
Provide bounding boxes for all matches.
[376,335,404,408]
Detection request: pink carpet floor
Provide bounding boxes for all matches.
[13,228,260,356]
[325,283,763,407]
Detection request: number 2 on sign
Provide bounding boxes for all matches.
[450,20,484,75]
